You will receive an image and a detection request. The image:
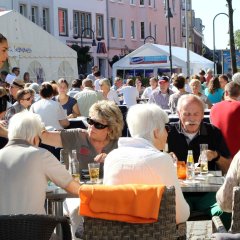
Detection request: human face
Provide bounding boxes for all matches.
[9,85,21,99]
[219,77,227,90]
[57,82,68,95]
[0,40,8,68]
[190,83,201,95]
[87,115,109,142]
[159,81,169,93]
[20,94,33,108]
[149,79,158,89]
[178,101,204,134]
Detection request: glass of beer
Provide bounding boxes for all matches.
[88,162,100,183]
[199,144,208,174]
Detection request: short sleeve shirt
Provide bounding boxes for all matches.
[60,128,118,175]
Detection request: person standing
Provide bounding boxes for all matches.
[210,82,240,158]
[148,76,174,109]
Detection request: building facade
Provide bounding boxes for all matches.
[0,0,204,78]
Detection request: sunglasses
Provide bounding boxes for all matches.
[22,96,32,101]
[86,117,108,129]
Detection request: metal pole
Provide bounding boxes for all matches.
[213,13,228,75]
[167,0,173,77]
[185,0,190,77]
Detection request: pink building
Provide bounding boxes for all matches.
[107,0,183,60]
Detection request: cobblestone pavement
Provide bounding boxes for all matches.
[187,220,214,240]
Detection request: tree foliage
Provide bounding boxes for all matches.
[71,44,92,74]
[234,30,240,50]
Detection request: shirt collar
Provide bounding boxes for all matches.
[176,121,207,136]
[6,139,31,147]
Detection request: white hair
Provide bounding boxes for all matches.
[177,94,205,113]
[232,72,240,85]
[8,111,45,143]
[126,104,169,142]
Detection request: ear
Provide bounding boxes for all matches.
[153,128,160,140]
[32,136,39,146]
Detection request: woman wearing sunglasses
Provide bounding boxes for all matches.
[41,100,124,171]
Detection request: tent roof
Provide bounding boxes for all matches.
[118,43,213,65]
[0,10,77,59]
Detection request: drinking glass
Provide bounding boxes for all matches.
[69,150,80,181]
[88,162,100,183]
[199,144,208,174]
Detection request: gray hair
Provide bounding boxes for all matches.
[177,94,205,113]
[89,100,123,140]
[8,111,44,143]
[232,72,240,85]
[127,104,169,143]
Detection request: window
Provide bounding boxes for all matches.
[80,12,92,37]
[42,8,50,32]
[148,0,152,6]
[172,0,175,13]
[140,22,145,39]
[131,21,135,39]
[110,17,116,38]
[154,24,157,39]
[96,14,104,39]
[19,4,27,17]
[58,8,68,36]
[119,19,124,38]
[130,0,136,4]
[73,11,79,36]
[31,6,38,24]
[140,0,144,6]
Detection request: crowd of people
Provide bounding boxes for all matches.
[1,32,240,239]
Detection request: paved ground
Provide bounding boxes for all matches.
[187,220,213,240]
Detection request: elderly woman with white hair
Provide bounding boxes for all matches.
[0,111,80,215]
[99,78,120,105]
[103,103,190,224]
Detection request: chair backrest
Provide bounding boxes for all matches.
[0,214,72,240]
[230,186,240,233]
[76,186,185,240]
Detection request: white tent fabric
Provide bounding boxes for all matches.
[0,10,78,83]
[112,43,214,78]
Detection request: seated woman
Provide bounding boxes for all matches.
[103,103,190,224]
[55,78,80,118]
[0,111,80,215]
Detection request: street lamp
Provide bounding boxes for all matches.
[144,35,156,44]
[213,13,228,75]
[165,0,173,77]
[74,28,97,47]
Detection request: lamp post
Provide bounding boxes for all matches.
[213,13,228,75]
[79,27,97,47]
[144,35,156,44]
[166,0,173,77]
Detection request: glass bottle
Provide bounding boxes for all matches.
[186,150,195,180]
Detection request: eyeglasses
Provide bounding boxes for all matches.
[86,117,108,129]
[22,96,32,101]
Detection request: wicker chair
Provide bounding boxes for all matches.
[0,214,72,240]
[213,186,240,234]
[75,186,186,240]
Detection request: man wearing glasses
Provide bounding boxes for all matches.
[8,79,25,104]
[4,88,33,122]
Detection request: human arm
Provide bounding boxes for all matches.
[94,153,107,163]
[64,179,81,196]
[0,120,8,138]
[207,150,230,175]
[41,130,63,147]
[216,151,240,212]
[59,118,70,128]
[68,103,81,118]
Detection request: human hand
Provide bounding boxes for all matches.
[94,153,107,163]
[206,150,218,161]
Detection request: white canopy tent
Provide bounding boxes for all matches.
[0,10,78,83]
[112,43,214,78]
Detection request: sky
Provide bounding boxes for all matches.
[192,0,240,50]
